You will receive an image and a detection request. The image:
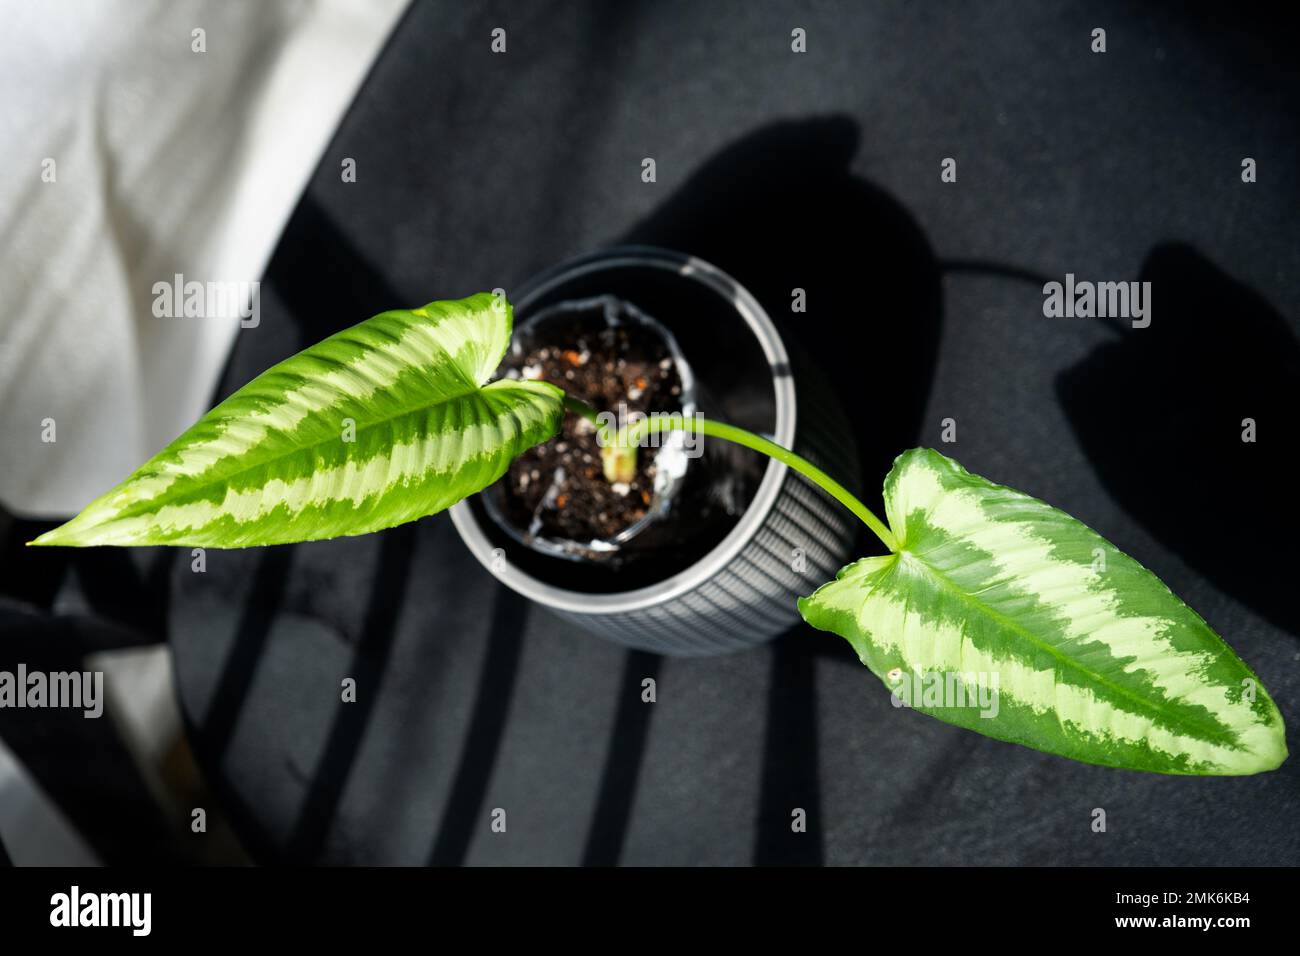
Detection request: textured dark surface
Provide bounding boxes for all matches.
[166,0,1300,864]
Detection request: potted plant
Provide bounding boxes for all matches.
[33,269,1288,776]
[451,248,861,656]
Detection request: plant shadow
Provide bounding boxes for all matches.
[612,117,942,864]
[621,116,942,499]
[1057,243,1300,637]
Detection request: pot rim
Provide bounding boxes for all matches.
[449,245,796,614]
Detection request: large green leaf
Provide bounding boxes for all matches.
[31,293,563,548]
[799,448,1287,776]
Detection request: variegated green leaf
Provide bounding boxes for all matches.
[799,448,1287,776]
[31,293,563,548]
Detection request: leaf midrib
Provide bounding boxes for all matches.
[895,547,1242,748]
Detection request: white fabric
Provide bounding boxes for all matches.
[0,0,408,516]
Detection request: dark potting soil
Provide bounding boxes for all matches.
[499,316,679,542]
[490,304,765,581]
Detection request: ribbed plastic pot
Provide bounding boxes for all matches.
[450,247,860,656]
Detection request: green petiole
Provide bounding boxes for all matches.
[561,394,898,552]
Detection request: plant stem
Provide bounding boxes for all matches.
[561,395,898,552]
[563,395,605,430]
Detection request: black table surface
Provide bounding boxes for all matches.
[170,1,1300,864]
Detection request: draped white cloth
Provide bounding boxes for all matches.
[0,0,407,516]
